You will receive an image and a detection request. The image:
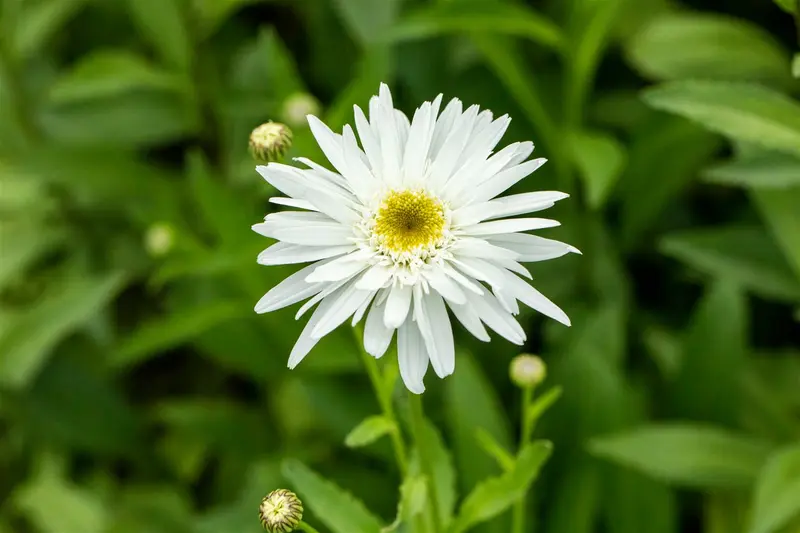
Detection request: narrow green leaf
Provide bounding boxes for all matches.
[0,271,126,388]
[344,415,396,448]
[670,280,746,426]
[704,150,800,189]
[590,424,773,488]
[14,0,86,59]
[281,459,383,533]
[111,302,245,369]
[526,386,563,428]
[793,54,800,78]
[545,454,601,533]
[570,130,627,209]
[333,0,400,46]
[416,420,458,527]
[383,475,427,532]
[659,226,800,302]
[125,0,192,70]
[451,441,552,533]
[389,2,563,51]
[475,428,515,472]
[751,187,800,280]
[643,81,800,156]
[626,13,790,85]
[603,468,678,533]
[50,50,184,103]
[773,0,797,14]
[749,444,800,533]
[0,221,62,289]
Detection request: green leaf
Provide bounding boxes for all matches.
[670,280,747,426]
[49,50,184,103]
[590,424,773,488]
[333,0,400,46]
[445,351,513,497]
[21,353,143,455]
[281,459,384,533]
[0,221,62,289]
[704,150,800,189]
[526,386,563,429]
[603,469,678,533]
[773,0,797,14]
[0,271,126,388]
[626,13,790,85]
[125,0,192,70]
[111,302,245,369]
[415,420,458,527]
[344,415,397,448]
[545,454,601,533]
[192,0,266,37]
[752,187,800,280]
[14,0,86,59]
[475,428,515,472]
[570,130,627,209]
[643,81,800,156]
[383,475,427,532]
[14,454,108,533]
[389,1,563,51]
[451,441,552,533]
[793,54,800,78]
[659,226,800,302]
[749,444,800,533]
[618,114,721,247]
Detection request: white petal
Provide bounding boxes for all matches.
[424,267,466,304]
[403,101,434,184]
[429,104,480,190]
[364,294,394,358]
[352,291,376,326]
[395,109,411,150]
[307,115,347,174]
[293,157,351,190]
[258,242,354,265]
[254,261,328,313]
[269,197,316,210]
[441,262,484,295]
[494,287,519,315]
[257,163,305,199]
[295,276,352,319]
[487,233,581,262]
[356,263,394,291]
[453,191,569,225]
[288,293,338,368]
[495,257,532,279]
[430,98,462,158]
[465,158,548,205]
[451,237,520,262]
[311,282,375,339]
[452,257,509,290]
[384,284,412,328]
[342,125,379,202]
[462,217,560,236]
[301,185,360,225]
[495,269,571,326]
[448,300,491,342]
[306,252,369,283]
[354,105,383,176]
[414,288,455,378]
[464,290,526,345]
[398,320,428,394]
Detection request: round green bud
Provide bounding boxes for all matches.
[509,354,547,388]
[144,222,175,257]
[259,489,303,533]
[282,92,321,127]
[250,122,293,162]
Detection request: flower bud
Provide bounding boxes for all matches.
[144,222,175,257]
[250,122,293,162]
[509,354,547,388]
[259,489,303,533]
[282,93,321,127]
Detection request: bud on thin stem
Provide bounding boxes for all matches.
[260,489,303,533]
[250,122,293,163]
[509,354,547,389]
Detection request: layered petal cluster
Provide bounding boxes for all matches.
[254,84,578,393]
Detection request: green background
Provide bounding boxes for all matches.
[1,0,799,532]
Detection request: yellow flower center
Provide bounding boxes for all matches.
[374,189,446,253]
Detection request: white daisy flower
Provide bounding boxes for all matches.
[253,84,579,394]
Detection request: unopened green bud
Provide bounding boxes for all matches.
[250,122,292,162]
[282,93,321,127]
[259,489,303,533]
[510,354,546,388]
[144,222,175,257]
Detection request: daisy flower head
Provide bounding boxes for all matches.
[253,84,579,394]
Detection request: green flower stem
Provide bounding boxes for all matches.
[512,385,536,533]
[299,521,322,533]
[407,392,443,533]
[352,327,408,475]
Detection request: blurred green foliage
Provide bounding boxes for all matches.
[0,0,799,532]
